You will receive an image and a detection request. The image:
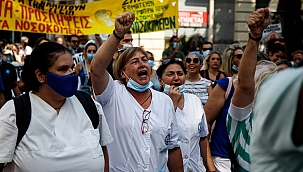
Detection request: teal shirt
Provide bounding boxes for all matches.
[251,67,303,172]
[162,48,185,61]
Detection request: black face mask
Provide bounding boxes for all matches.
[23,43,28,47]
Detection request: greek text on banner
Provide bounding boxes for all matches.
[0,0,178,35]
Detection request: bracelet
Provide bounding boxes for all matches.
[113,30,124,40]
[248,33,262,41]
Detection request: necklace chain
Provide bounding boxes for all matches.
[140,92,152,105]
[128,89,152,106]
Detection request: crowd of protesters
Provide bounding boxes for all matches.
[0,7,302,172]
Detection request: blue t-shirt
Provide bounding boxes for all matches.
[210,77,234,158]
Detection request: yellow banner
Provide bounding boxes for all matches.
[0,0,178,35]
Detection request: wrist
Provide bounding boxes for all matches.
[113,30,124,40]
[248,33,262,41]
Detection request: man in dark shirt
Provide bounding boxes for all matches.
[162,36,185,61]
[0,53,20,101]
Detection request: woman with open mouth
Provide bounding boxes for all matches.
[156,58,216,172]
[90,12,184,172]
[183,52,212,107]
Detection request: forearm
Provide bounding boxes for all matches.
[91,33,120,76]
[200,138,216,172]
[238,37,259,89]
[233,37,259,107]
[102,146,109,172]
[162,52,176,60]
[13,86,21,96]
[168,147,183,172]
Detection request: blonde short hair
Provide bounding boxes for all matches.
[113,47,148,85]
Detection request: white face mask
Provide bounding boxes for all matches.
[121,44,133,49]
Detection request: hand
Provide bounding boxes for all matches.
[173,47,179,55]
[95,34,101,40]
[247,8,270,38]
[168,86,182,105]
[114,12,135,38]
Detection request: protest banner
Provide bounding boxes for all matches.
[0,0,178,34]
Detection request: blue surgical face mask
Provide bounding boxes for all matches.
[148,60,154,68]
[47,72,78,97]
[163,84,185,94]
[203,50,210,57]
[69,47,78,53]
[173,43,180,49]
[79,44,85,49]
[232,65,238,72]
[123,71,153,92]
[87,53,95,61]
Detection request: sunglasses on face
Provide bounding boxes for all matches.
[203,48,213,51]
[185,58,199,64]
[234,54,243,59]
[87,50,96,53]
[71,40,79,44]
[123,39,133,43]
[162,58,182,64]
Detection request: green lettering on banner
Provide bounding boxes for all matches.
[131,16,176,33]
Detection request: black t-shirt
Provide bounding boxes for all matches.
[0,62,17,101]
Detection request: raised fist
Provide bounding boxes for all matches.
[114,12,135,38]
[247,8,270,38]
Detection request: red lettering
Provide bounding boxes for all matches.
[23,21,30,30]
[64,16,72,27]
[30,22,37,32]
[77,29,84,35]
[35,9,41,21]
[38,23,45,32]
[56,14,64,26]
[54,25,59,32]
[0,0,5,17]
[73,16,80,28]
[28,7,34,20]
[20,4,27,20]
[0,20,9,29]
[46,23,53,33]
[41,11,47,22]
[1,0,13,18]
[82,16,91,28]
[49,13,57,24]
[15,20,23,30]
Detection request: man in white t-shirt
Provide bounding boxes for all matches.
[19,36,32,56]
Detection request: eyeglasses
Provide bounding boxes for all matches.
[162,58,182,64]
[87,50,96,53]
[141,109,151,134]
[185,58,199,64]
[71,40,79,44]
[123,39,133,43]
[203,48,213,51]
[234,54,243,59]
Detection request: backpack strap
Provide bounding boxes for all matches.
[75,91,99,129]
[13,94,31,148]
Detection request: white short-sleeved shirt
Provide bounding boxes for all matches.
[95,76,180,172]
[0,92,113,172]
[176,93,208,172]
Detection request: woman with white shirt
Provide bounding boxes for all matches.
[90,12,183,172]
[156,58,216,172]
[0,42,113,172]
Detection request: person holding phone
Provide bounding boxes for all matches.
[162,35,185,61]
